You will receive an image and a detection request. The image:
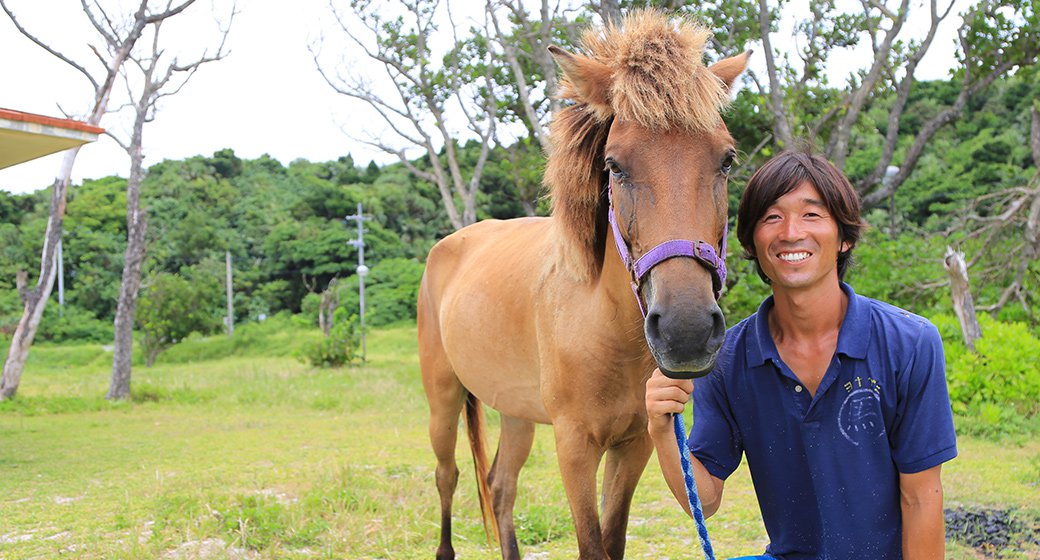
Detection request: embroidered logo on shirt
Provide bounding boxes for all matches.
[839,377,885,445]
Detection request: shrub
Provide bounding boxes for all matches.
[37,303,114,343]
[299,310,360,368]
[137,272,223,366]
[934,314,1040,435]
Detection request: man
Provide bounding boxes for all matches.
[645,151,957,559]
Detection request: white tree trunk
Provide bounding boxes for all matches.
[1,148,79,399]
[944,246,982,351]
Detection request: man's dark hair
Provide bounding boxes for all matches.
[736,150,868,283]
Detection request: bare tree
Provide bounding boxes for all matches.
[314,0,498,230]
[749,0,1039,208]
[485,0,565,153]
[859,0,1040,207]
[107,6,232,400]
[0,0,195,400]
[946,104,1040,324]
[485,0,581,215]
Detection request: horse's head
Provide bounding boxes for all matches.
[545,12,749,378]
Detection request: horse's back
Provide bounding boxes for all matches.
[419,217,555,423]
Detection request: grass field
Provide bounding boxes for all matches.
[1,322,1038,559]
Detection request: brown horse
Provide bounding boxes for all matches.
[418,11,748,559]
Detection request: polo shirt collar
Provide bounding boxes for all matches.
[835,282,869,360]
[744,282,869,367]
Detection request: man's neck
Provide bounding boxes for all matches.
[768,280,848,346]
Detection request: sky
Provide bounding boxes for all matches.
[0,0,970,195]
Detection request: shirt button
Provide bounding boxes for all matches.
[795,385,804,393]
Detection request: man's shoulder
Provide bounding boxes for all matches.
[856,293,942,349]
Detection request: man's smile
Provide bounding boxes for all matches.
[778,251,811,262]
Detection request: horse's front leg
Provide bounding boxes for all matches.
[600,433,653,559]
[553,419,610,559]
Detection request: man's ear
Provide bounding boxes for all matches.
[709,50,752,93]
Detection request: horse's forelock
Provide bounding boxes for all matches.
[590,12,729,132]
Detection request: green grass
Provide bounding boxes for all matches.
[1,324,1038,558]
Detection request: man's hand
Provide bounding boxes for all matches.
[644,367,725,518]
[645,367,694,434]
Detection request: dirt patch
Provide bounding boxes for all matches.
[945,506,1040,556]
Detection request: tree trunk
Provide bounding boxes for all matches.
[146,345,161,368]
[108,212,146,399]
[108,103,149,400]
[1,148,79,399]
[944,246,982,351]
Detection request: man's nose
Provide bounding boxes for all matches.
[778,217,805,241]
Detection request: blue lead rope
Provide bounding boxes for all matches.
[674,411,716,560]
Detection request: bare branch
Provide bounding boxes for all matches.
[1,0,99,90]
[757,0,795,148]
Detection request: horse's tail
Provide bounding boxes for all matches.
[464,391,500,547]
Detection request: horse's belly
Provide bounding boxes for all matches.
[441,286,550,424]
[431,219,553,424]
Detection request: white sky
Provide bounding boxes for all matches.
[0,0,969,195]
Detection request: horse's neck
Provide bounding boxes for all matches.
[599,247,645,328]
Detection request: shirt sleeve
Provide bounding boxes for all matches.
[890,320,958,473]
[689,356,744,480]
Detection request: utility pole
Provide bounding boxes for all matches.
[56,238,64,316]
[345,203,371,361]
[225,249,234,336]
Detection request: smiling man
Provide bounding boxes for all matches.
[645,150,958,559]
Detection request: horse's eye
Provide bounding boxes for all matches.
[604,158,623,176]
[721,151,736,175]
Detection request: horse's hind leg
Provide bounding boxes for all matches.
[421,346,466,559]
[600,434,653,559]
[488,414,535,560]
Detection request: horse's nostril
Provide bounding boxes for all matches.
[708,307,726,348]
[644,310,662,340]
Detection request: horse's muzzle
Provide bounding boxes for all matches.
[644,298,725,379]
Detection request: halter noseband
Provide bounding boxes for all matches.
[606,176,728,317]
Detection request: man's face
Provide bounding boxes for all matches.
[752,181,846,293]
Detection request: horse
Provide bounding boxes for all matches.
[417,11,749,559]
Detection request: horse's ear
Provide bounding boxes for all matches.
[709,50,752,92]
[549,45,613,109]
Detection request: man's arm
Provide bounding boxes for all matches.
[899,465,945,559]
[645,368,726,518]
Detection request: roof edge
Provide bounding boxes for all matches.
[0,108,105,135]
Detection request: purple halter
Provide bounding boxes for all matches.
[607,176,728,317]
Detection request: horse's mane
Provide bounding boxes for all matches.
[545,11,730,281]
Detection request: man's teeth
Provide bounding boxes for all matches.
[779,252,810,262]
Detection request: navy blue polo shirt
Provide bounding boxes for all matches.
[690,283,957,559]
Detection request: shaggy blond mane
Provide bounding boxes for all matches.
[545,11,731,281]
